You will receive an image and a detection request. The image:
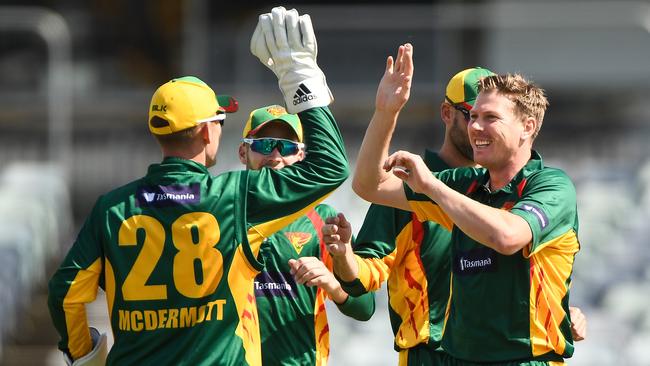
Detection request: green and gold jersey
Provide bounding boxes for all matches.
[48,107,349,366]
[405,151,579,363]
[341,151,451,354]
[255,204,374,366]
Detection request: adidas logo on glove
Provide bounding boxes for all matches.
[293,83,317,106]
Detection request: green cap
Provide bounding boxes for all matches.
[241,105,303,142]
[445,67,496,108]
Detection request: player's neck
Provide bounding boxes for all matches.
[161,145,208,167]
[485,149,532,191]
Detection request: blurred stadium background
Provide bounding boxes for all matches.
[1,0,650,365]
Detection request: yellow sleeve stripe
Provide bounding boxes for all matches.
[388,221,432,349]
[313,288,330,366]
[524,229,580,258]
[355,250,395,292]
[227,245,262,366]
[104,259,115,329]
[247,192,332,256]
[407,201,453,231]
[63,258,102,359]
[441,271,453,337]
[104,259,120,342]
[528,230,579,357]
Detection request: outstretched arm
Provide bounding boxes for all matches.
[246,7,349,244]
[352,44,414,211]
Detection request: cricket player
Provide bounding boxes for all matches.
[328,67,495,365]
[48,7,347,366]
[238,104,374,365]
[349,44,580,364]
[324,67,587,365]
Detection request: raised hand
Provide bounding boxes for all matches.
[322,213,353,258]
[375,43,414,115]
[250,6,332,113]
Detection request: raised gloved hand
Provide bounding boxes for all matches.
[63,327,108,366]
[251,6,333,113]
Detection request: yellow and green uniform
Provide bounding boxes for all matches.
[405,151,579,364]
[256,204,374,366]
[48,107,349,366]
[340,150,451,366]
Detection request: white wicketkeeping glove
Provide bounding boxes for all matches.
[64,327,108,366]
[250,6,333,114]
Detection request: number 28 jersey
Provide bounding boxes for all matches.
[48,107,349,366]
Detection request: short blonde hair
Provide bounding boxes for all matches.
[478,73,549,139]
[152,116,203,148]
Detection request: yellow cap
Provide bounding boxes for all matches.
[148,76,225,135]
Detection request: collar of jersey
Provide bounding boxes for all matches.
[478,150,544,195]
[147,157,210,176]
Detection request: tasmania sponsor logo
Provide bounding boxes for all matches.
[254,271,297,298]
[453,246,498,275]
[137,183,200,207]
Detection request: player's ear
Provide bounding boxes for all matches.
[521,116,536,140]
[296,146,306,161]
[238,143,248,164]
[200,123,211,144]
[440,102,453,126]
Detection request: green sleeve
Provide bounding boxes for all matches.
[510,169,578,251]
[338,278,368,297]
[335,292,376,321]
[245,107,349,237]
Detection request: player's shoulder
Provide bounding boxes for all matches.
[528,166,575,189]
[97,178,144,205]
[521,167,577,206]
[206,170,244,192]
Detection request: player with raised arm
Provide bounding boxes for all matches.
[238,104,373,365]
[328,67,495,365]
[47,7,347,366]
[323,66,587,365]
[336,43,580,364]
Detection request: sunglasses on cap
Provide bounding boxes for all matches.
[242,138,305,156]
[197,111,226,126]
[445,96,471,122]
